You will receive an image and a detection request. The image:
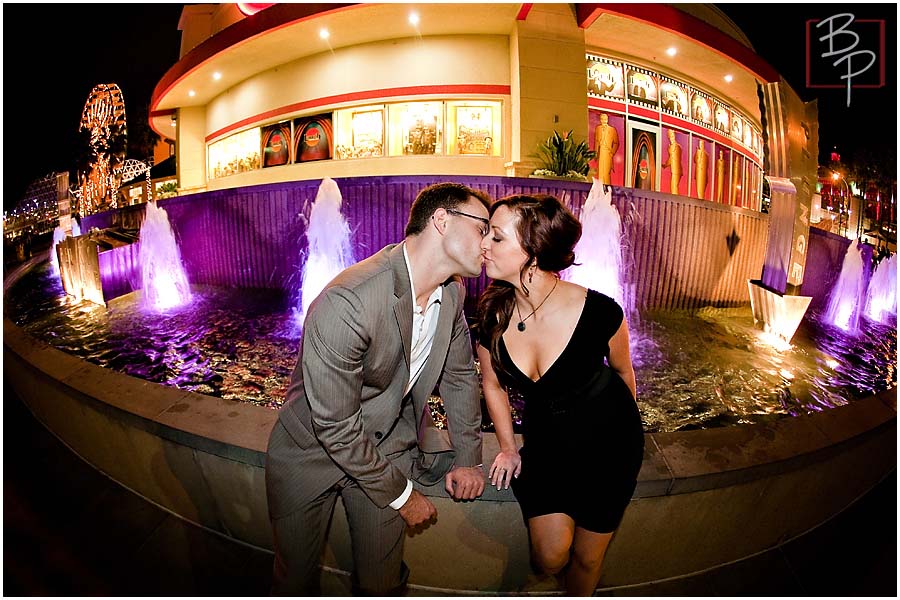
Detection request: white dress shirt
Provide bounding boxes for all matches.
[389,243,443,510]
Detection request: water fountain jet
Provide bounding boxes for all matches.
[824,240,866,332]
[564,179,627,311]
[864,253,897,324]
[294,177,354,328]
[139,201,192,311]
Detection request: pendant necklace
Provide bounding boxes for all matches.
[515,277,559,332]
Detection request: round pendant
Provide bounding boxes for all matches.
[517,321,526,332]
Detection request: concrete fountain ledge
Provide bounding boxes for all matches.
[4,307,896,592]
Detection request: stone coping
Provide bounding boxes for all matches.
[4,308,896,504]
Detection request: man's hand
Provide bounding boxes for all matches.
[398,489,437,529]
[444,465,485,501]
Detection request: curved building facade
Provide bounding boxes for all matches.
[150,3,787,211]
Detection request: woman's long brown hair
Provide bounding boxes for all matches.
[475,194,581,382]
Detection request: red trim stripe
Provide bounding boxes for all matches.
[205,84,511,142]
[628,104,659,120]
[516,4,533,21]
[587,97,627,113]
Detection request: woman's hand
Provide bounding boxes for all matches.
[489,449,522,490]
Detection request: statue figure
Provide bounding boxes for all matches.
[594,113,619,185]
[661,129,683,194]
[716,150,726,203]
[694,139,709,199]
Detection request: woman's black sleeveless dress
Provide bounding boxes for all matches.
[499,289,644,533]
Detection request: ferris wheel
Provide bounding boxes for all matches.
[77,83,128,214]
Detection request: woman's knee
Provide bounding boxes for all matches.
[531,542,570,575]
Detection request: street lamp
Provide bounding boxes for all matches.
[832,171,853,238]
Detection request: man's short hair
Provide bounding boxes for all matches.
[405,182,491,236]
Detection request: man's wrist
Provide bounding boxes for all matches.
[388,479,413,510]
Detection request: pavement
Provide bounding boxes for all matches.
[3,377,897,596]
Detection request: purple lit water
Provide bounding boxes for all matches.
[50,226,66,276]
[865,253,897,324]
[564,180,627,311]
[294,177,355,328]
[139,201,192,311]
[7,262,895,432]
[824,240,866,332]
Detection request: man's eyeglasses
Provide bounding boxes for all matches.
[447,209,490,236]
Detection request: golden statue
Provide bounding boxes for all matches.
[730,157,741,205]
[716,150,726,203]
[694,139,709,199]
[594,113,619,185]
[661,129,683,194]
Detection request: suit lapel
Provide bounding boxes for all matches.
[390,244,413,370]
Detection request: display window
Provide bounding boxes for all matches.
[446,101,501,156]
[388,102,442,156]
[293,114,333,163]
[334,105,385,159]
[262,121,291,168]
[208,128,261,179]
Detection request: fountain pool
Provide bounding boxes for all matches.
[6,260,895,433]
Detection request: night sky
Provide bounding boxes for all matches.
[2,3,896,213]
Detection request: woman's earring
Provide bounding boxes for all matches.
[528,267,534,284]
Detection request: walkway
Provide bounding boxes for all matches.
[3,380,896,596]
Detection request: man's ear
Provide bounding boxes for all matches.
[431,208,449,233]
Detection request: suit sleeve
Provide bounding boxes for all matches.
[302,287,409,508]
[436,281,483,467]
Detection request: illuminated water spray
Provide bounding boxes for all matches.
[50,226,66,276]
[49,221,82,278]
[565,179,625,308]
[824,240,866,332]
[864,253,897,323]
[294,177,354,327]
[139,201,192,310]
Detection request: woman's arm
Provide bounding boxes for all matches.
[607,317,637,399]
[477,343,521,489]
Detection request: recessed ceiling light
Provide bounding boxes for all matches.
[188,90,196,97]
[213,72,222,81]
[319,28,329,39]
[666,47,677,57]
[724,74,733,83]
[409,12,420,26]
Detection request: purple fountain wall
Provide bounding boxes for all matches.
[801,227,876,312]
[84,176,771,312]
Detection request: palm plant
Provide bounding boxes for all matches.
[533,130,596,179]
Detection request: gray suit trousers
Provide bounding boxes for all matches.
[268,420,410,596]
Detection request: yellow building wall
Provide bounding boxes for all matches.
[176,106,208,193]
[508,4,588,177]
[206,35,511,138]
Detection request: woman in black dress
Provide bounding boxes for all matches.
[476,194,644,596]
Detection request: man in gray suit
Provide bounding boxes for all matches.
[266,182,490,595]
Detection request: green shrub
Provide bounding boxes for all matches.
[533,130,595,179]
